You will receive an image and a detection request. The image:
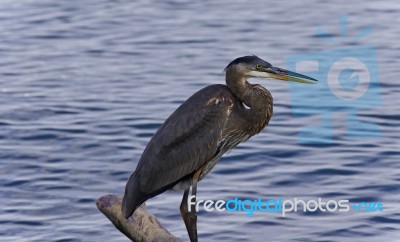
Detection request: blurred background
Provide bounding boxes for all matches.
[0,0,399,241]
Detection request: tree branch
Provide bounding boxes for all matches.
[96,194,183,242]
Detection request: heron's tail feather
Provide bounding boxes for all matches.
[121,173,143,219]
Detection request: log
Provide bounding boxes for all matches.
[96,194,183,242]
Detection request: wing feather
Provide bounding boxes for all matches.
[122,84,236,218]
[137,85,234,193]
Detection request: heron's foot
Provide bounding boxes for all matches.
[181,172,201,242]
[180,208,198,242]
[180,190,198,242]
[188,211,198,242]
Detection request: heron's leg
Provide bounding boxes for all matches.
[180,171,201,242]
[189,171,200,242]
[180,188,193,241]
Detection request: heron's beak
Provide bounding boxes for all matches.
[264,66,318,84]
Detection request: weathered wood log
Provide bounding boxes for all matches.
[96,194,183,242]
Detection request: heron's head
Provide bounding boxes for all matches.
[225,55,317,84]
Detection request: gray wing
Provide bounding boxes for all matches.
[122,84,234,218]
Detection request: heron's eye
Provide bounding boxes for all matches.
[255,64,262,70]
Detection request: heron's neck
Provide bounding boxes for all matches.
[225,69,273,130]
[226,69,271,108]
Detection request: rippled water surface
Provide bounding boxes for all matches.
[1,0,399,241]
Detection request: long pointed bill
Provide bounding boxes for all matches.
[266,66,318,84]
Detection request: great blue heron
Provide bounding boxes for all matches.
[122,56,317,241]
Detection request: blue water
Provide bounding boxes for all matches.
[1,0,399,241]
